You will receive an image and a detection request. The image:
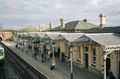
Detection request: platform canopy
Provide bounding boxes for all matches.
[43,32,61,40]
[16,33,23,37]
[75,33,120,52]
[58,33,84,42]
[28,32,38,38]
[32,32,46,38]
[17,32,29,39]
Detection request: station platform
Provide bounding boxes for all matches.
[2,41,103,79]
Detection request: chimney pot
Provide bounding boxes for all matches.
[49,23,52,30]
[83,19,87,22]
[60,18,64,28]
[99,13,105,28]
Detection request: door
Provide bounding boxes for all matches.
[118,51,120,79]
[106,58,110,77]
[84,47,88,69]
[57,47,60,57]
[85,53,88,68]
[119,61,120,79]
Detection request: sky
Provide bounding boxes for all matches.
[0,0,120,29]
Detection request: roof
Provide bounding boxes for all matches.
[34,32,46,38]
[51,20,98,31]
[59,33,84,42]
[28,32,37,37]
[86,26,120,33]
[52,26,63,31]
[65,21,98,30]
[65,21,78,29]
[44,32,61,40]
[85,33,120,46]
[73,33,120,51]
[34,32,61,39]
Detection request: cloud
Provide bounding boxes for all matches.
[0,0,120,29]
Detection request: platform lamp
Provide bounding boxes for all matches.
[70,42,73,79]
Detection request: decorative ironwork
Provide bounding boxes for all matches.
[104,45,120,52]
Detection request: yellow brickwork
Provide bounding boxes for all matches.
[96,46,100,70]
[80,45,84,65]
[88,45,92,67]
[55,40,120,75]
[0,32,13,40]
[111,52,118,77]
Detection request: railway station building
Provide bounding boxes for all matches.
[15,13,120,79]
[0,32,13,41]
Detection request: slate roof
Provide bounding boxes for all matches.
[85,26,120,33]
[51,26,63,31]
[65,21,98,30]
[51,20,120,33]
[59,33,84,42]
[85,33,120,46]
[52,20,98,31]
[65,21,78,29]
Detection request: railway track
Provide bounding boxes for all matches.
[0,42,48,79]
[0,66,6,79]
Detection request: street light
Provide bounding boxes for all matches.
[70,43,73,79]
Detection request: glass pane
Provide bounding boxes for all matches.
[0,49,3,56]
[92,48,96,55]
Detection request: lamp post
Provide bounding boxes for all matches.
[70,43,73,79]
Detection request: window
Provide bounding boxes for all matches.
[77,45,81,60]
[64,42,70,56]
[92,47,96,67]
[119,52,120,60]
[0,49,4,56]
[84,46,88,54]
[85,47,88,51]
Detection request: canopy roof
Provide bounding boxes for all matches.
[28,32,38,37]
[43,32,61,40]
[74,33,120,51]
[33,32,46,38]
[59,33,84,42]
[85,33,120,47]
[17,32,120,51]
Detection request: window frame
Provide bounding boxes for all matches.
[92,47,96,67]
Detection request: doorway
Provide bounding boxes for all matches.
[84,47,89,69]
[57,47,60,57]
[106,57,110,77]
[119,61,120,79]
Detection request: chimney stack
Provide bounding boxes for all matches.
[60,18,64,28]
[83,19,87,22]
[99,13,105,28]
[49,23,52,30]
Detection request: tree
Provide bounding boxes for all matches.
[21,26,37,32]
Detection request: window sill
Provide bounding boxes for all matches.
[77,59,81,62]
[91,63,96,67]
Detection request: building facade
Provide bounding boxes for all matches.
[16,13,120,79]
[0,32,13,41]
